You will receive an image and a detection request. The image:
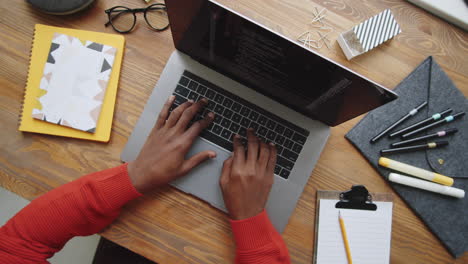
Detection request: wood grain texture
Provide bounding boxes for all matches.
[0,0,467,263]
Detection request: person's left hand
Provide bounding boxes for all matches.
[127,96,216,193]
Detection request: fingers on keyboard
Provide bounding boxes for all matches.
[175,73,309,180]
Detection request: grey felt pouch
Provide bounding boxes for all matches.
[346,56,468,257]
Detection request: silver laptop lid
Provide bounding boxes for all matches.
[166,0,398,126]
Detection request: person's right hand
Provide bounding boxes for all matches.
[219,129,277,220]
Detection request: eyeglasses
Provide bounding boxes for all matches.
[104,4,169,33]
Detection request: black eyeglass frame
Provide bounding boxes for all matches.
[104,4,169,33]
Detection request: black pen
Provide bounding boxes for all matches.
[370,101,428,143]
[389,108,452,138]
[381,141,448,156]
[402,112,465,139]
[391,128,458,147]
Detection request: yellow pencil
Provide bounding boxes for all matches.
[339,210,353,264]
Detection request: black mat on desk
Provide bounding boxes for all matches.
[346,57,468,257]
[93,238,157,264]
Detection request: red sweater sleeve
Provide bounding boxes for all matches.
[0,164,291,264]
[0,164,142,264]
[230,210,291,264]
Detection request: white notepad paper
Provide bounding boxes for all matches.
[32,33,117,133]
[316,199,393,264]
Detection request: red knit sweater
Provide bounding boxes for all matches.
[0,164,290,264]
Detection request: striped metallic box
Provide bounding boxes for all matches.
[338,9,402,60]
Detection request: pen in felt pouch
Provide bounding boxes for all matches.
[389,108,453,138]
[402,112,465,139]
[391,128,458,147]
[381,141,448,156]
[370,101,427,144]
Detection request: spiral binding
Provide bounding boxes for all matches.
[18,26,37,129]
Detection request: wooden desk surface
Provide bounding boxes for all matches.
[1,0,467,263]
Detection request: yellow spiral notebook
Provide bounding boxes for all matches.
[19,24,125,142]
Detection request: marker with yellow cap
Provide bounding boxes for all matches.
[378,157,454,186]
[380,141,448,156]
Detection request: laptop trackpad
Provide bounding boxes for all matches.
[170,138,230,211]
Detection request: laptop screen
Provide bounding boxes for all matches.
[166,0,397,126]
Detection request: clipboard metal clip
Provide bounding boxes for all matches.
[336,185,377,211]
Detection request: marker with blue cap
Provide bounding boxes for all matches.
[389,108,452,138]
[402,112,465,139]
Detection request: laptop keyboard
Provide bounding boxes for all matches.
[169,70,310,179]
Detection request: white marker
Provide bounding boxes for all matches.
[389,173,465,199]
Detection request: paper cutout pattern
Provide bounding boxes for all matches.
[32,33,117,133]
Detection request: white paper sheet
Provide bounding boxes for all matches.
[32,33,117,133]
[316,199,393,264]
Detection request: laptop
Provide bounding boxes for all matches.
[406,0,468,31]
[121,0,398,232]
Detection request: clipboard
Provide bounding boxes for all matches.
[313,185,394,264]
